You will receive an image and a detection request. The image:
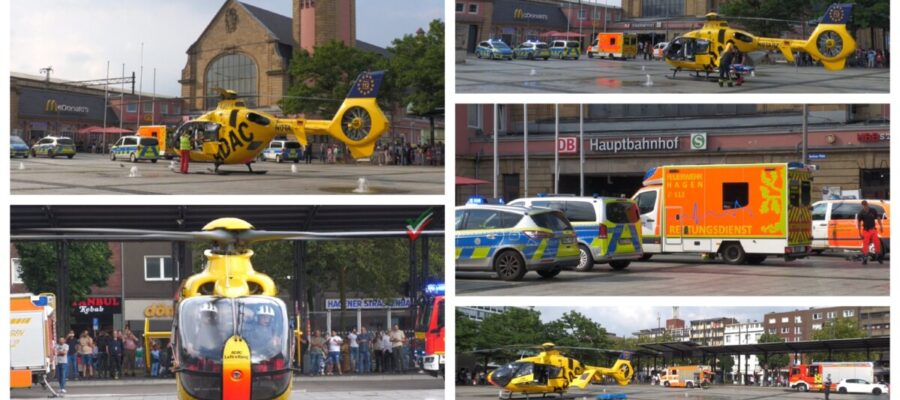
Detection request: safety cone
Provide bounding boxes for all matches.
[18,162,25,170]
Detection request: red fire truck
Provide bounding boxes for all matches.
[417,284,445,377]
[789,362,874,392]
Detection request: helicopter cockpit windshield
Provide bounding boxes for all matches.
[665,37,710,61]
[174,122,221,151]
[177,296,292,400]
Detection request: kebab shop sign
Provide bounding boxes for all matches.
[72,297,122,317]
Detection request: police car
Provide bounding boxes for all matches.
[110,135,160,163]
[549,40,581,60]
[475,39,513,60]
[11,136,29,158]
[260,140,303,163]
[31,136,76,159]
[456,203,579,281]
[513,40,551,60]
[508,196,643,272]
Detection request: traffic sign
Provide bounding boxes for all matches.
[92,317,99,331]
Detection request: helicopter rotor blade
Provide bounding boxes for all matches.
[17,228,236,242]
[236,230,445,243]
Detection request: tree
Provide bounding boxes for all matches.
[15,242,114,301]
[281,40,385,117]
[809,317,868,361]
[720,0,815,37]
[845,0,890,49]
[543,311,611,350]
[387,19,445,147]
[478,308,545,360]
[757,333,790,370]
[718,353,735,383]
[456,310,482,352]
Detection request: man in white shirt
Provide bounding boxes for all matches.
[55,337,69,393]
[326,331,343,375]
[389,325,406,374]
[380,331,392,372]
[347,328,359,373]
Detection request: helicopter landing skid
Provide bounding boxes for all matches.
[667,68,715,81]
[499,391,567,400]
[208,163,268,175]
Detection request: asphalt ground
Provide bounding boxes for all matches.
[456,254,889,296]
[455,383,851,399]
[10,153,444,195]
[455,55,890,93]
[11,374,444,399]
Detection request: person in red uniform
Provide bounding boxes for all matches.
[857,200,884,264]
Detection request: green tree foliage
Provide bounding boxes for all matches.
[717,353,735,382]
[757,333,790,369]
[808,317,869,361]
[543,311,610,349]
[720,0,815,37]
[845,0,889,46]
[476,308,546,360]
[388,19,444,117]
[15,242,114,302]
[456,310,483,352]
[280,40,385,117]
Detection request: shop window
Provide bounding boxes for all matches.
[456,2,463,12]
[468,3,478,14]
[11,258,23,284]
[722,182,749,209]
[144,255,176,281]
[860,169,889,199]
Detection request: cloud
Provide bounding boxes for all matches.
[11,0,441,96]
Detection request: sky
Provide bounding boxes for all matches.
[534,306,804,338]
[11,0,443,96]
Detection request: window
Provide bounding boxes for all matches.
[826,311,836,319]
[768,318,775,324]
[126,103,137,113]
[467,105,483,130]
[813,313,822,320]
[161,103,169,115]
[173,104,181,115]
[635,190,657,215]
[812,323,822,330]
[463,210,521,230]
[124,137,137,146]
[455,210,465,230]
[781,317,788,323]
[11,258,23,284]
[144,256,176,281]
[811,203,827,221]
[722,182,749,209]
[795,326,802,334]
[143,101,153,113]
[205,53,257,109]
[564,201,596,222]
[456,2,463,12]
[606,201,640,223]
[831,203,862,220]
[578,7,586,20]
[795,316,802,323]
[767,328,775,334]
[843,309,855,317]
[468,3,478,13]
[781,327,789,334]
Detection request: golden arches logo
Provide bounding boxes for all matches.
[46,99,58,112]
[513,8,525,19]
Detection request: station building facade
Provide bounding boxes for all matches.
[455,0,623,54]
[455,104,890,205]
[11,73,183,148]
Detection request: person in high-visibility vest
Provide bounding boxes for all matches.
[179,132,191,174]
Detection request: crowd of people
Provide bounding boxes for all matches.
[305,324,420,376]
[307,141,444,166]
[52,327,174,393]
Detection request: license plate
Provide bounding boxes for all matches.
[793,246,805,252]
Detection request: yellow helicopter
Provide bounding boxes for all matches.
[175,71,388,173]
[486,343,633,399]
[16,217,442,400]
[664,3,855,79]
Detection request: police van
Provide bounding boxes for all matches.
[110,135,160,163]
[455,204,579,281]
[508,196,643,271]
[260,140,303,163]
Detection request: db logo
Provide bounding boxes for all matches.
[557,137,578,154]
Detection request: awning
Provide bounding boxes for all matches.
[77,126,133,134]
[456,176,490,186]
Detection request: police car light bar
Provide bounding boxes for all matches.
[425,283,445,295]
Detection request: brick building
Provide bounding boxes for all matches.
[180,0,382,112]
[763,307,889,342]
[690,317,738,346]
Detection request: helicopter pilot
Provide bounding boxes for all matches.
[184,302,227,371]
[243,305,284,371]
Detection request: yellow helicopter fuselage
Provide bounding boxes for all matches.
[488,346,634,397]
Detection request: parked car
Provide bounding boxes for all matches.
[836,378,889,395]
[549,40,581,60]
[31,136,76,159]
[811,199,890,257]
[513,40,551,60]
[653,42,669,59]
[10,136,29,158]
[475,39,513,60]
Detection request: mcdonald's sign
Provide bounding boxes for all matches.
[45,99,89,114]
[512,8,549,21]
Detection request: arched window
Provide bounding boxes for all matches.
[205,53,257,109]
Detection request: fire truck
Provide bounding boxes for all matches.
[789,362,875,392]
[11,293,57,394]
[418,284,445,377]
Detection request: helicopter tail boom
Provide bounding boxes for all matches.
[284,71,389,159]
[571,359,634,388]
[751,4,854,71]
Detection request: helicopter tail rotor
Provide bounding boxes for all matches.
[801,3,856,71]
